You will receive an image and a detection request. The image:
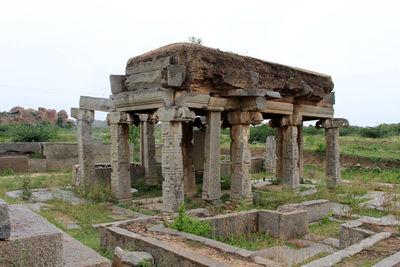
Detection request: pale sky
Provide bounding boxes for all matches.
[0,0,399,126]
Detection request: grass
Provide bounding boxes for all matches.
[309,219,341,238]
[219,232,285,251]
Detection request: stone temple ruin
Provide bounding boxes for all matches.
[72,43,349,212]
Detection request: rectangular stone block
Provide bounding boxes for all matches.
[339,220,375,248]
[250,157,264,173]
[201,210,258,240]
[279,210,308,240]
[258,210,280,238]
[0,156,28,173]
[299,199,331,222]
[0,204,63,266]
[0,198,10,240]
[28,159,46,172]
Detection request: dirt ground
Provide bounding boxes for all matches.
[122,220,261,267]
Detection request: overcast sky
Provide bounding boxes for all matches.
[0,0,399,126]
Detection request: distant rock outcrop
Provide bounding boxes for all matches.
[0,106,74,126]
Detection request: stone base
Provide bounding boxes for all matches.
[0,204,63,266]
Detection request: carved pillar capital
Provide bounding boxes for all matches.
[154,106,196,122]
[316,118,349,129]
[279,114,302,127]
[227,111,263,125]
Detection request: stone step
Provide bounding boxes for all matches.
[0,204,110,267]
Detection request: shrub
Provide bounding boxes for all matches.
[303,125,323,136]
[249,124,275,143]
[315,142,326,153]
[11,123,59,142]
[168,202,211,237]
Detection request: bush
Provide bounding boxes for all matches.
[11,123,59,142]
[303,125,323,136]
[168,202,211,237]
[249,124,275,143]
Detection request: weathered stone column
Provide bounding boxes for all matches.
[316,118,349,187]
[182,122,197,197]
[156,106,195,212]
[139,114,158,186]
[110,112,132,203]
[280,114,302,190]
[71,108,94,190]
[265,136,276,174]
[298,123,304,183]
[193,128,206,176]
[228,111,263,200]
[202,111,222,204]
[269,120,283,180]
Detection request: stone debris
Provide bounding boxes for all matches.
[113,246,154,267]
[322,238,340,248]
[0,198,11,240]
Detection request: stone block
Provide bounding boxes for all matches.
[0,204,63,266]
[220,161,231,178]
[339,220,375,248]
[202,210,258,239]
[80,96,115,112]
[28,158,46,172]
[125,70,164,90]
[258,210,280,238]
[113,247,154,267]
[279,210,308,240]
[186,208,211,218]
[43,143,78,170]
[250,157,264,173]
[0,156,28,173]
[167,65,186,87]
[0,198,10,240]
[0,142,42,156]
[278,199,331,222]
[110,75,127,94]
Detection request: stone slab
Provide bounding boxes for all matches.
[28,158,46,172]
[279,210,308,240]
[0,198,10,240]
[0,156,28,173]
[372,250,400,267]
[6,187,86,205]
[63,232,111,267]
[278,199,331,222]
[0,204,63,266]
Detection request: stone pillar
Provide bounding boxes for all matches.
[139,115,158,186]
[269,120,283,180]
[156,106,195,212]
[228,111,263,200]
[280,115,302,190]
[298,124,304,183]
[71,108,94,190]
[202,111,221,204]
[110,112,132,203]
[182,122,197,197]
[316,118,349,187]
[193,128,206,175]
[265,136,276,174]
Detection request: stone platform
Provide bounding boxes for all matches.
[0,204,110,267]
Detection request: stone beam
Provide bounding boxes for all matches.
[110,111,132,203]
[79,96,115,112]
[113,88,174,112]
[71,108,95,191]
[316,118,349,187]
[260,101,293,116]
[202,111,222,204]
[225,97,267,111]
[296,104,334,120]
[219,89,281,99]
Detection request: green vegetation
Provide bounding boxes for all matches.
[167,202,211,237]
[249,124,275,143]
[309,215,341,238]
[221,232,284,251]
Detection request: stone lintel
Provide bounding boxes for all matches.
[155,106,195,122]
[219,88,281,99]
[227,111,263,125]
[280,114,302,127]
[316,118,349,129]
[109,75,127,94]
[296,104,334,120]
[225,97,267,111]
[71,108,94,122]
[113,88,174,112]
[79,96,115,112]
[175,92,227,111]
[260,101,293,116]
